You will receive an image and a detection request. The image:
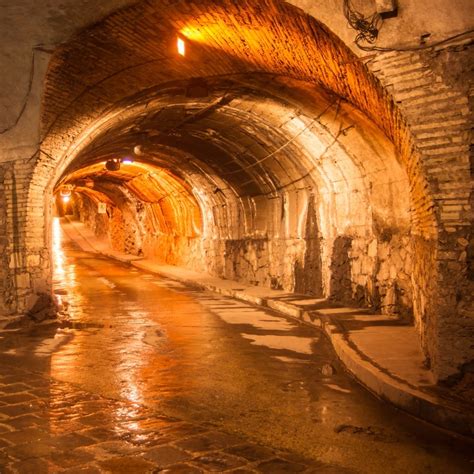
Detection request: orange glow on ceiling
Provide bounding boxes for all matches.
[180,27,205,42]
[56,160,203,238]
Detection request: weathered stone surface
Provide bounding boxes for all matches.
[26,292,57,322]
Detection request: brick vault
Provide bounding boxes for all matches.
[0,0,472,384]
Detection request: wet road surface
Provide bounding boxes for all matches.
[0,226,472,473]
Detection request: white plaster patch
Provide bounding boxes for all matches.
[216,309,295,331]
[2,349,17,355]
[273,355,309,364]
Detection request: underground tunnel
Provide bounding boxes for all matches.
[0,0,473,470]
[53,77,412,307]
[25,0,470,383]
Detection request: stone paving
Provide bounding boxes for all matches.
[0,364,329,473]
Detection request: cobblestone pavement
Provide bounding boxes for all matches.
[0,229,472,473]
[0,364,327,473]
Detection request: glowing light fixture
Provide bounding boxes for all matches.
[105,159,120,171]
[59,185,73,198]
[177,36,186,56]
[122,158,134,165]
[59,185,73,204]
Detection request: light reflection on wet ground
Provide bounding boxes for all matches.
[0,225,472,472]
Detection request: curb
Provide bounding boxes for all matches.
[317,315,473,438]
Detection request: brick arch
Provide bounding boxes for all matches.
[36,0,435,235]
[23,0,471,379]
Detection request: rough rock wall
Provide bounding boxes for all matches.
[366,44,474,378]
[80,190,412,321]
[75,191,204,269]
[0,164,14,316]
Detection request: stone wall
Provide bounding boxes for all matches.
[74,191,205,270]
[74,182,416,325]
[0,164,14,317]
[0,158,53,320]
[366,44,474,378]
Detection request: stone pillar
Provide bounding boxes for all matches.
[0,48,55,324]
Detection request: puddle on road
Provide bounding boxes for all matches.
[202,297,318,356]
[34,331,73,357]
[203,300,295,329]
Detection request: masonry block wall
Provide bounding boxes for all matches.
[0,163,15,317]
[366,46,474,377]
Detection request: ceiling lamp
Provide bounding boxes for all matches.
[134,145,145,156]
[105,159,120,171]
[59,185,73,203]
[177,36,186,56]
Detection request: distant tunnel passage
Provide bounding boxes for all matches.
[53,80,411,316]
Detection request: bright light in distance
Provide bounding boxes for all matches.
[122,158,134,165]
[177,37,186,56]
[62,195,71,204]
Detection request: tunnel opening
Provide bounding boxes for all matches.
[51,76,413,318]
[54,158,203,267]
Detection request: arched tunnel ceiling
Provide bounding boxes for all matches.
[42,0,400,150]
[41,0,434,235]
[56,77,410,239]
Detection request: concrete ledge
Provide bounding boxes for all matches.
[267,299,303,318]
[321,318,474,438]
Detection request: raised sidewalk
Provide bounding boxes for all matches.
[61,218,474,438]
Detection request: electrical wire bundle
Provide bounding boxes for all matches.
[343,0,474,52]
[343,0,383,49]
